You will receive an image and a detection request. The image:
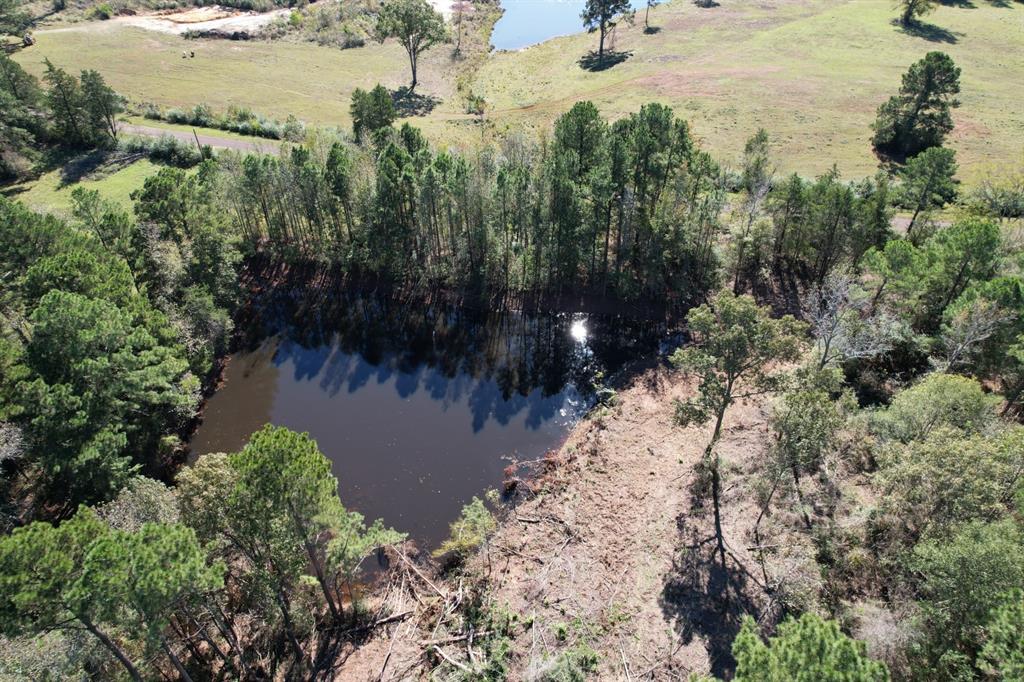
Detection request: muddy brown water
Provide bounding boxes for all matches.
[190,292,666,548]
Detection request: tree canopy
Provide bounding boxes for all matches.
[872,52,960,159]
[375,0,446,91]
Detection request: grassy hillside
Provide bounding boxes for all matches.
[15,0,1024,180]
[0,156,160,215]
[473,0,1024,179]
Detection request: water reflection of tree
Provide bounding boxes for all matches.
[238,284,666,417]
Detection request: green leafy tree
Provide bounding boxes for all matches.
[79,69,123,145]
[769,374,848,529]
[433,495,497,563]
[911,520,1024,675]
[0,507,222,681]
[0,55,43,179]
[979,590,1024,680]
[671,292,805,568]
[918,218,1001,327]
[13,291,194,504]
[862,238,926,314]
[179,428,403,672]
[879,427,1024,540]
[582,0,633,62]
[375,0,447,92]
[897,146,957,240]
[897,0,935,27]
[732,614,889,681]
[871,372,997,444]
[42,59,89,148]
[872,52,960,158]
[350,83,396,142]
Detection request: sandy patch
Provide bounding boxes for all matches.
[428,0,457,20]
[114,6,290,35]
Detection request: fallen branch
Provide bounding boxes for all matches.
[394,550,448,600]
[419,631,492,647]
[431,646,473,674]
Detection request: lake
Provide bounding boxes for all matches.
[191,290,664,548]
[491,0,648,51]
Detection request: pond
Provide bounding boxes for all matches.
[491,0,647,51]
[191,289,665,548]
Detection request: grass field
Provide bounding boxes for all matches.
[14,0,1024,181]
[1,157,161,215]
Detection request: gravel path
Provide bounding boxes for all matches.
[121,123,280,153]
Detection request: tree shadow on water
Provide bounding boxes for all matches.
[893,19,961,43]
[391,86,442,117]
[578,50,632,72]
[659,520,761,679]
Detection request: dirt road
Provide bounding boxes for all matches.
[121,123,280,153]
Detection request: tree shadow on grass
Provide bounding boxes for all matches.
[643,25,662,34]
[659,517,762,679]
[391,86,442,117]
[578,50,632,72]
[893,18,961,43]
[53,149,144,188]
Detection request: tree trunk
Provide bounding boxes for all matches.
[704,403,729,573]
[161,638,195,682]
[791,465,813,531]
[81,618,143,682]
[303,537,341,622]
[408,48,418,91]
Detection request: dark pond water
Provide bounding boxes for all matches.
[191,291,665,548]
[491,0,647,51]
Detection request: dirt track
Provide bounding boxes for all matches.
[120,123,280,153]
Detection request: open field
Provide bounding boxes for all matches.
[472,0,1024,179]
[15,0,1024,181]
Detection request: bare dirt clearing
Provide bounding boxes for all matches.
[39,5,290,36]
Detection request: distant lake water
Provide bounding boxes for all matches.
[491,0,647,51]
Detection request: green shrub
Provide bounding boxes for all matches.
[91,2,114,19]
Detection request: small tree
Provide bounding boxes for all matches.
[897,146,957,240]
[896,0,936,27]
[43,59,88,148]
[871,373,997,444]
[879,427,1024,540]
[769,376,848,530]
[432,495,497,565]
[350,83,396,142]
[0,0,30,36]
[671,292,805,568]
[732,614,890,681]
[80,69,123,145]
[375,0,447,92]
[229,425,403,624]
[581,0,633,63]
[644,0,660,31]
[871,52,960,158]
